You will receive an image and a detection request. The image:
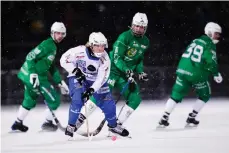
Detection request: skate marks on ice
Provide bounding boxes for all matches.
[2,99,229,153]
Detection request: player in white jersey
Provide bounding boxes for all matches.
[60,32,129,137]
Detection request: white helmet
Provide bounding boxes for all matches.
[131,12,148,36]
[89,32,108,48]
[132,12,148,27]
[204,22,222,44]
[51,22,66,39]
[88,32,108,58]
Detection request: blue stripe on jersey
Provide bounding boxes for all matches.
[85,47,100,61]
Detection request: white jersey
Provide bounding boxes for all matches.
[60,45,110,92]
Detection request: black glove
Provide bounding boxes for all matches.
[81,88,94,102]
[138,72,149,82]
[72,68,86,85]
[125,70,136,92]
[125,70,134,80]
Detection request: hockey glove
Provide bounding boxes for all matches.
[72,68,86,85]
[138,72,149,82]
[81,88,95,102]
[125,70,136,92]
[58,80,69,95]
[214,73,223,83]
[30,73,39,88]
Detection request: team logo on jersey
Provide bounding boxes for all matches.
[127,48,137,57]
[141,45,147,49]
[133,41,139,47]
[26,52,36,60]
[211,50,217,62]
[87,65,96,72]
[47,55,55,61]
[76,55,85,59]
[34,48,41,54]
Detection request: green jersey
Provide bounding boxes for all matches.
[109,29,150,76]
[176,35,218,81]
[18,37,62,84]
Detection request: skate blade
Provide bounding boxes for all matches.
[38,129,58,133]
[8,130,26,133]
[185,123,198,128]
[156,124,168,130]
[107,132,132,139]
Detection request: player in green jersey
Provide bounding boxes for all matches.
[73,12,150,131]
[11,22,69,132]
[158,22,223,127]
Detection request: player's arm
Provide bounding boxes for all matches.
[113,35,130,73]
[135,56,144,73]
[49,62,69,94]
[203,47,218,76]
[60,47,77,75]
[91,54,111,92]
[49,63,62,84]
[203,47,223,83]
[25,45,46,73]
[24,45,47,88]
[34,41,57,75]
[135,41,149,81]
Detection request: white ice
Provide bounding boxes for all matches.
[1,98,229,153]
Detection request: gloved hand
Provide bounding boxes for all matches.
[58,80,69,95]
[125,70,135,83]
[125,70,136,92]
[214,73,223,83]
[30,73,39,88]
[138,72,149,82]
[72,68,86,85]
[81,88,95,102]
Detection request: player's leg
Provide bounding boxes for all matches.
[74,96,97,130]
[75,74,118,130]
[186,81,211,125]
[11,84,39,132]
[158,75,191,127]
[39,81,61,131]
[65,77,84,137]
[115,77,141,125]
[95,91,129,137]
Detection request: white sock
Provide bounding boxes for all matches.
[192,99,205,113]
[17,105,29,122]
[164,98,177,114]
[81,99,97,118]
[45,108,54,122]
[118,104,134,124]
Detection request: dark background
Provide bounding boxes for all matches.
[1,1,229,104]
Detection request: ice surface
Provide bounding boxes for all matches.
[1,99,229,153]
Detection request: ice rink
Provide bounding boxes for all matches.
[1,98,229,153]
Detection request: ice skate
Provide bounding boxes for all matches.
[11,120,28,132]
[108,124,130,139]
[157,115,170,128]
[41,120,58,132]
[65,124,76,137]
[185,113,199,128]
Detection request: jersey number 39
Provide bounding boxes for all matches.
[182,43,203,62]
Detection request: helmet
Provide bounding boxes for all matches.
[204,22,222,44]
[51,22,66,39]
[88,32,108,58]
[131,12,148,36]
[89,32,108,48]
